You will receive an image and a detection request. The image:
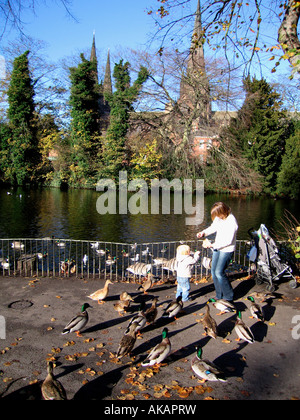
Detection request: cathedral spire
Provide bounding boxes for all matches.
[90,31,97,62]
[103,49,112,97]
[189,0,205,70]
[179,0,211,121]
[90,31,98,83]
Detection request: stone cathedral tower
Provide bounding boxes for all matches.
[179,0,211,123]
[90,33,112,131]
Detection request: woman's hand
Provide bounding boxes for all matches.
[197,231,205,238]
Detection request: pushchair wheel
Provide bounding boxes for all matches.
[289,279,298,289]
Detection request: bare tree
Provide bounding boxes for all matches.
[0,0,75,39]
[147,0,300,76]
[125,47,244,179]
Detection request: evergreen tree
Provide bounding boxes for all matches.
[222,76,291,194]
[0,122,11,183]
[7,50,39,185]
[100,60,149,179]
[69,54,101,184]
[276,121,300,199]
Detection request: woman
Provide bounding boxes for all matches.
[197,202,238,302]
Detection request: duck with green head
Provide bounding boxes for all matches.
[208,298,235,315]
[234,311,255,343]
[191,346,226,382]
[141,328,171,367]
[62,303,91,337]
[247,296,264,322]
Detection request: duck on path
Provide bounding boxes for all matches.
[141,328,171,367]
[87,280,113,304]
[41,361,67,400]
[62,303,91,337]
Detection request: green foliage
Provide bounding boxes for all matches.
[221,76,292,194]
[6,51,41,185]
[99,60,149,180]
[276,121,300,199]
[131,139,163,182]
[69,54,101,184]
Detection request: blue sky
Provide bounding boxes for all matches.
[0,0,298,111]
[3,0,161,61]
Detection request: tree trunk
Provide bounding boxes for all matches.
[278,0,300,74]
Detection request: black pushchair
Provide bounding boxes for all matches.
[248,224,298,292]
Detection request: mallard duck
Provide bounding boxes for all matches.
[62,303,91,337]
[113,298,133,316]
[125,302,147,335]
[247,296,264,322]
[106,256,116,266]
[41,361,67,400]
[87,279,113,304]
[208,298,235,315]
[0,258,10,270]
[137,273,154,294]
[234,311,255,344]
[60,259,70,274]
[248,291,276,302]
[191,347,227,382]
[116,321,138,359]
[120,291,132,302]
[162,295,183,319]
[202,302,218,339]
[69,262,77,274]
[144,297,159,325]
[141,328,171,367]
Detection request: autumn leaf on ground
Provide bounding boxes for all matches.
[83,338,95,343]
[174,366,185,373]
[65,354,77,362]
[63,341,75,347]
[51,347,61,354]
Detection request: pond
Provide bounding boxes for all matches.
[0,186,299,243]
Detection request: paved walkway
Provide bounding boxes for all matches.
[0,273,299,401]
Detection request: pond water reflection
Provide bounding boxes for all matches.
[0,187,299,243]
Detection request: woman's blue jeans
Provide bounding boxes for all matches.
[211,250,234,301]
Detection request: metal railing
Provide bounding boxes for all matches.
[0,238,258,281]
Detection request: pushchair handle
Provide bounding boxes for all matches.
[248,227,257,238]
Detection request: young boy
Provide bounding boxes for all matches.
[176,245,200,302]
